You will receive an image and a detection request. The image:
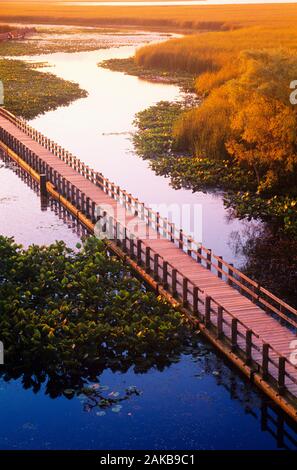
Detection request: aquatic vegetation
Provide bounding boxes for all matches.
[133,101,256,190]
[0,26,134,56]
[224,193,297,239]
[0,58,87,119]
[77,383,142,416]
[100,57,195,92]
[132,101,186,159]
[0,236,192,377]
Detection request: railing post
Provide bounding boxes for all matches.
[228,263,234,286]
[252,282,261,304]
[245,329,253,365]
[193,286,198,315]
[262,344,269,380]
[115,221,121,245]
[205,296,211,327]
[197,246,202,264]
[137,239,142,264]
[217,306,223,339]
[141,202,145,221]
[156,212,160,236]
[129,236,134,258]
[231,319,238,352]
[207,249,212,270]
[172,269,177,298]
[187,237,192,257]
[122,227,127,253]
[183,278,188,307]
[163,261,168,288]
[218,256,223,279]
[179,229,183,250]
[86,196,91,218]
[170,222,174,242]
[278,357,286,395]
[91,201,96,223]
[145,247,151,273]
[154,254,159,281]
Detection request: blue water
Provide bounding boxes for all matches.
[1,342,297,450]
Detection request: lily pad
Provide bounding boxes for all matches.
[111,405,122,413]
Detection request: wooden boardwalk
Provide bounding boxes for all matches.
[1,107,297,421]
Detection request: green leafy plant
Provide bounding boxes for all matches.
[0,236,193,378]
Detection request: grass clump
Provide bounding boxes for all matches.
[0,58,87,119]
[100,57,196,92]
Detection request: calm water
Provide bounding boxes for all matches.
[1,30,294,450]
[0,164,80,247]
[2,356,297,450]
[14,34,259,266]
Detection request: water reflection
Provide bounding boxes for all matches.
[230,224,297,308]
[1,338,297,450]
[0,155,80,248]
[1,156,297,449]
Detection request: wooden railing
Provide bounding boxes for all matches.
[0,106,297,331]
[1,114,297,405]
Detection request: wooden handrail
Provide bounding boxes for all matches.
[0,106,296,330]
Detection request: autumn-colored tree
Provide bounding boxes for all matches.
[174,49,297,193]
[226,94,297,191]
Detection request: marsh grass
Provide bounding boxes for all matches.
[100,57,195,91]
[2,3,297,31]
[0,58,87,119]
